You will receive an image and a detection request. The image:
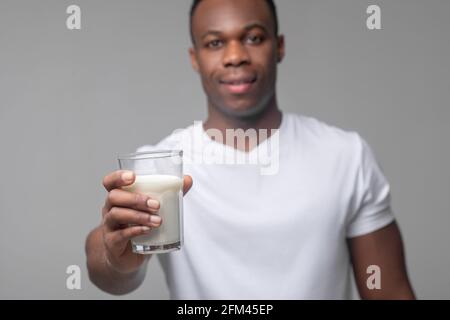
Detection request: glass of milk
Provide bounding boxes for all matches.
[118,150,183,254]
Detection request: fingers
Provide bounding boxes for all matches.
[183,175,193,195]
[104,207,162,231]
[104,225,152,252]
[101,172,193,259]
[103,170,135,192]
[106,188,160,213]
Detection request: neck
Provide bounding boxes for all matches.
[203,95,282,152]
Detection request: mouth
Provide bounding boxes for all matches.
[219,76,257,95]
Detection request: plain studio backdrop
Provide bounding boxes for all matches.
[0,0,449,299]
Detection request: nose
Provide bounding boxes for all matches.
[222,40,250,67]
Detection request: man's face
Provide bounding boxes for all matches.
[189,0,285,118]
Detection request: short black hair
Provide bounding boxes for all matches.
[189,0,279,45]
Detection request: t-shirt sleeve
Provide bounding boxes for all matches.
[346,134,395,238]
[135,128,185,154]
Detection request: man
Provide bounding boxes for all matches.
[85,0,416,299]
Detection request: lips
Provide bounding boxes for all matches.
[220,75,257,94]
[220,75,256,85]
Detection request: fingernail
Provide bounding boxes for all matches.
[122,172,133,182]
[149,215,162,225]
[147,199,160,210]
[142,226,151,233]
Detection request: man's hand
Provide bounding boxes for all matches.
[101,170,193,275]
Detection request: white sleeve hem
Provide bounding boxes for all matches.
[346,209,395,238]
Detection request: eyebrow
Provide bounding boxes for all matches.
[200,22,269,40]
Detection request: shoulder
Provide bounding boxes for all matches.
[136,123,196,153]
[286,113,364,156]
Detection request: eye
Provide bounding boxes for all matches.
[246,35,264,45]
[206,39,223,49]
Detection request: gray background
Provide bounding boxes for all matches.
[0,0,449,299]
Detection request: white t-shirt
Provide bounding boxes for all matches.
[136,112,395,299]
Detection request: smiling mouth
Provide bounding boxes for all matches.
[220,78,257,94]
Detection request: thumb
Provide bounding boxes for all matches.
[183,175,193,195]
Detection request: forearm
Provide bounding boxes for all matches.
[359,280,416,300]
[85,226,149,295]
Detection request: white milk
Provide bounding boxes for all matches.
[122,174,183,251]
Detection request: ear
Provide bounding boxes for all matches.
[189,47,200,73]
[276,35,285,63]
